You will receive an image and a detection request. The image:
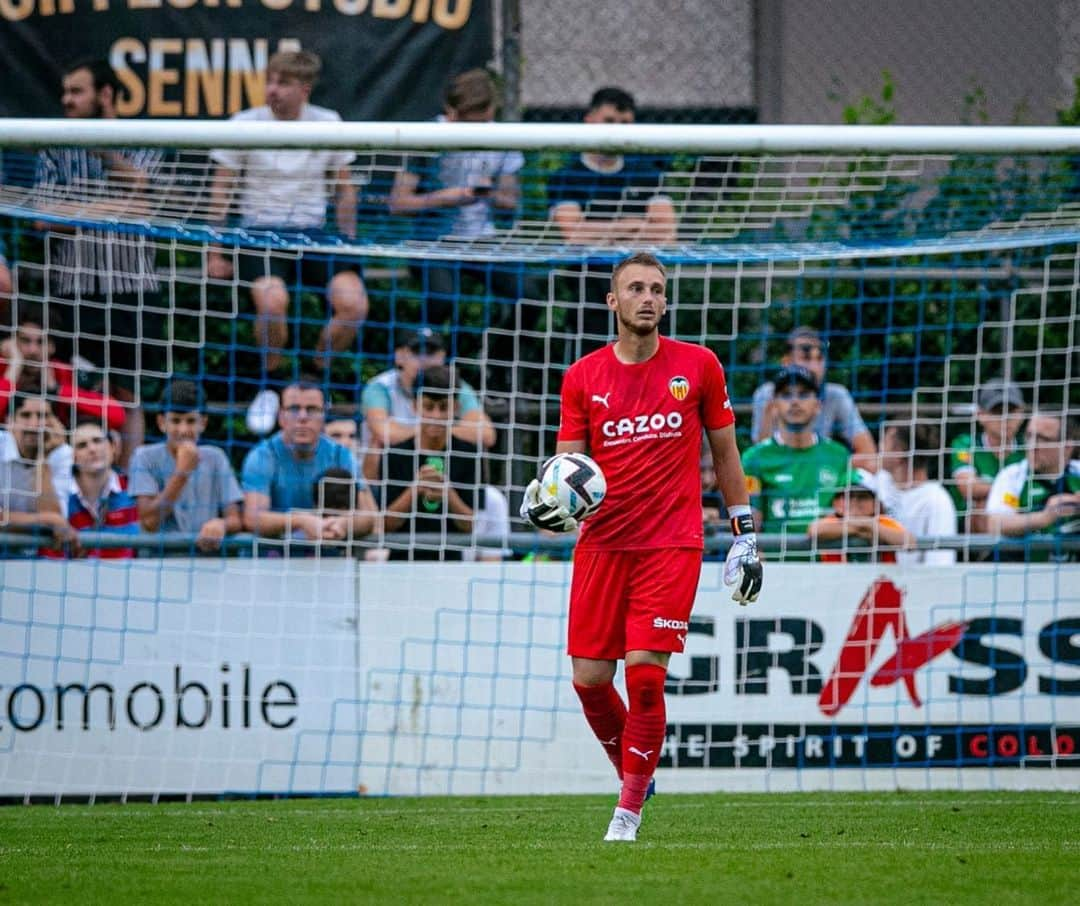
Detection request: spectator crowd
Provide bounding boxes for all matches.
[1,54,1078,563]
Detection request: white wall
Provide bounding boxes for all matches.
[0,559,1076,798]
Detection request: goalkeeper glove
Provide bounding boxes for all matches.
[520,479,578,533]
[724,509,762,605]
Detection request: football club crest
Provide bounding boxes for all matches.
[668,376,690,400]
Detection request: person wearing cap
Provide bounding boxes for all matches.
[985,412,1080,556]
[128,380,244,552]
[740,364,851,537]
[948,378,1027,533]
[876,418,958,565]
[807,467,914,563]
[751,327,876,470]
[359,328,495,481]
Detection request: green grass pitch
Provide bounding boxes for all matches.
[0,791,1075,904]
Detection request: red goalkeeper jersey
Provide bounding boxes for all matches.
[557,336,735,551]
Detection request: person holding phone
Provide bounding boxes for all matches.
[381,365,508,561]
[388,69,543,348]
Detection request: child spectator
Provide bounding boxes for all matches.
[277,466,361,554]
[129,380,244,553]
[2,391,74,513]
[324,417,360,459]
[808,468,914,562]
[877,419,958,565]
[313,466,357,514]
[68,420,138,558]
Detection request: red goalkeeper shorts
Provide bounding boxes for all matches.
[567,547,703,660]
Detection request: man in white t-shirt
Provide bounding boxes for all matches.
[985,413,1080,548]
[877,419,958,564]
[206,51,368,431]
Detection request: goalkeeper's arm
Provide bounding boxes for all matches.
[707,425,763,604]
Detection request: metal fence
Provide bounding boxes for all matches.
[3,530,1076,561]
[505,0,1080,126]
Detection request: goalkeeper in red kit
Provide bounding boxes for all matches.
[521,252,762,841]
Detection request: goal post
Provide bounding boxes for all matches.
[0,121,1076,800]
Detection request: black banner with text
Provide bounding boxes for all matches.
[0,0,492,120]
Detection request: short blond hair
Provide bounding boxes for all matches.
[444,68,496,116]
[267,50,321,86]
[611,252,666,291]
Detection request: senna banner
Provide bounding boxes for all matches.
[0,0,492,119]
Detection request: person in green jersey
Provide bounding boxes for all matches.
[740,365,850,538]
[949,378,1027,533]
[986,412,1080,560]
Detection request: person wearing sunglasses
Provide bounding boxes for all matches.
[751,326,877,470]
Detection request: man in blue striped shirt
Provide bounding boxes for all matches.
[33,60,166,465]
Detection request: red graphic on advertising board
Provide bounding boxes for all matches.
[818,578,968,716]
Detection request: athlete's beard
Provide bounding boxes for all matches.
[68,98,104,119]
[616,309,659,337]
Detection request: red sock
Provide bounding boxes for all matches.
[618,663,668,814]
[573,681,627,779]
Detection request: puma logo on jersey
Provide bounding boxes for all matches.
[628,746,653,760]
[601,736,619,747]
[591,392,612,408]
[676,633,686,645]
